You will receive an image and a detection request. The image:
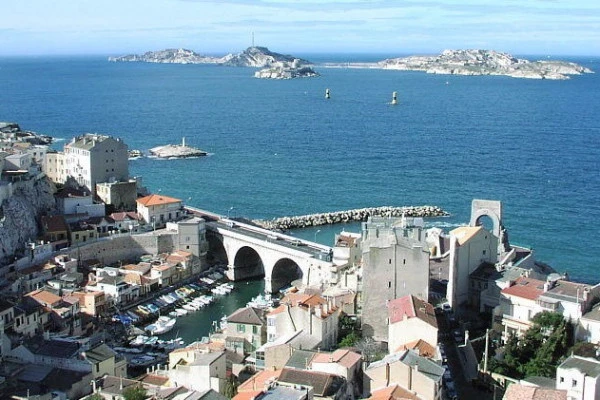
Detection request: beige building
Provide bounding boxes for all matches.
[168,349,227,394]
[225,306,267,354]
[447,225,498,309]
[72,290,107,317]
[363,349,444,400]
[136,193,183,227]
[96,179,138,211]
[387,295,438,354]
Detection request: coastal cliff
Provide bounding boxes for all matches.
[254,63,319,79]
[379,49,592,80]
[0,178,56,265]
[108,48,222,64]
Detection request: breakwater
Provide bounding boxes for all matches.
[253,205,449,230]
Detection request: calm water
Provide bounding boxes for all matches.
[1,55,599,287]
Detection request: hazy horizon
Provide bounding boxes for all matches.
[2,0,599,57]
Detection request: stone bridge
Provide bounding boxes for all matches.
[187,208,335,293]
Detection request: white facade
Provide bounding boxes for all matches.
[557,355,600,400]
[3,152,32,171]
[136,194,183,226]
[447,226,498,309]
[168,351,226,394]
[63,134,128,194]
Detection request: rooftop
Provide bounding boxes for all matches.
[137,193,182,207]
[278,368,344,397]
[396,339,437,359]
[501,277,547,301]
[367,384,420,400]
[228,306,266,326]
[558,355,600,377]
[542,280,593,303]
[238,369,282,393]
[311,349,362,369]
[450,225,483,245]
[67,133,118,150]
[388,295,437,328]
[503,384,566,400]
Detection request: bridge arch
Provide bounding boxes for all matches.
[206,232,228,266]
[270,258,303,294]
[470,199,502,238]
[231,246,265,281]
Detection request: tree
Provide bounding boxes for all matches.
[339,331,360,348]
[122,385,147,400]
[490,312,573,379]
[224,375,238,399]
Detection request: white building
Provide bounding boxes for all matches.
[136,193,183,227]
[63,133,128,194]
[168,349,226,394]
[556,355,600,400]
[387,295,438,355]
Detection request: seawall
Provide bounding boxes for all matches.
[253,205,449,230]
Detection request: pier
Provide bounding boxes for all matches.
[252,205,449,230]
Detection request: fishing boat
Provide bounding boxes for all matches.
[145,316,176,335]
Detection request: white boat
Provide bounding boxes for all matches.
[175,308,188,316]
[183,303,200,312]
[130,335,149,347]
[145,316,176,336]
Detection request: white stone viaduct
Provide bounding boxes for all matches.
[206,218,334,293]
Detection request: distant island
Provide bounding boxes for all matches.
[109,48,592,80]
[109,46,317,79]
[377,49,593,80]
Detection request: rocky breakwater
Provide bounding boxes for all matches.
[379,49,593,80]
[253,205,449,230]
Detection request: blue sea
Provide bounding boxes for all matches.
[1,54,599,284]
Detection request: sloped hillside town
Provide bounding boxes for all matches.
[1,123,599,400]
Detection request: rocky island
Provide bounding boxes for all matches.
[149,138,207,159]
[378,49,593,80]
[109,46,318,79]
[0,122,53,145]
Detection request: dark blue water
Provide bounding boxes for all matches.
[1,56,599,283]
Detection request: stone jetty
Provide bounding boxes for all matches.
[253,205,449,230]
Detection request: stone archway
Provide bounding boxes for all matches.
[270,258,303,294]
[232,246,265,281]
[470,199,502,237]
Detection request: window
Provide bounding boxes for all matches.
[559,377,564,383]
[572,379,577,387]
[252,325,258,334]
[237,324,246,333]
[388,281,391,288]
[388,259,392,264]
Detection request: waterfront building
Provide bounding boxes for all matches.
[498,275,600,341]
[386,295,438,356]
[72,290,107,317]
[62,133,129,195]
[556,355,600,400]
[136,193,184,227]
[43,149,65,184]
[360,216,430,343]
[225,306,267,354]
[446,224,498,310]
[266,292,340,350]
[363,349,444,400]
[87,275,140,307]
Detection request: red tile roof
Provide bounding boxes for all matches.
[396,339,437,359]
[311,349,362,369]
[137,194,181,207]
[501,277,547,301]
[368,384,420,400]
[388,295,437,328]
[503,384,567,400]
[237,369,282,392]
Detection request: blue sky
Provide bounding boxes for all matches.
[1,0,599,56]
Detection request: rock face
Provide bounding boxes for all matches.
[0,122,53,145]
[253,205,449,230]
[379,49,593,80]
[254,64,320,79]
[109,46,311,67]
[108,48,222,64]
[222,46,311,68]
[0,178,56,265]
